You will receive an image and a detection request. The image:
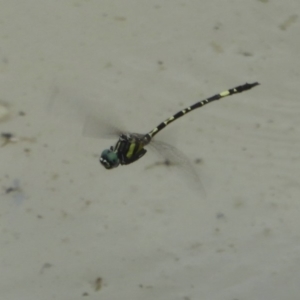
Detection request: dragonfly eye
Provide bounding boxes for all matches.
[100,149,120,169]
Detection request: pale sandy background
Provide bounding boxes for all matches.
[1,1,300,299]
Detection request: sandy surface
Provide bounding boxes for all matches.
[1,1,300,299]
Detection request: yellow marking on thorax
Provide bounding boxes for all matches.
[126,143,144,158]
[126,143,136,158]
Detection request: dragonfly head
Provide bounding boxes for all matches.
[100,148,120,169]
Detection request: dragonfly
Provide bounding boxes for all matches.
[98,82,260,169]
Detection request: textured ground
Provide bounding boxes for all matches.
[1,1,300,299]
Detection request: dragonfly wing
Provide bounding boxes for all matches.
[83,112,124,139]
[46,82,125,140]
[146,139,205,194]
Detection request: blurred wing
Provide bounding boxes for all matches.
[146,139,205,194]
[82,112,123,140]
[46,82,125,140]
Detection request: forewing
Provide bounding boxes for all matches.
[146,139,205,194]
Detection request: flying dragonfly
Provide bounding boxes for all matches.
[98,82,260,170]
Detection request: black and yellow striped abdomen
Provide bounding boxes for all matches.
[148,82,259,139]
